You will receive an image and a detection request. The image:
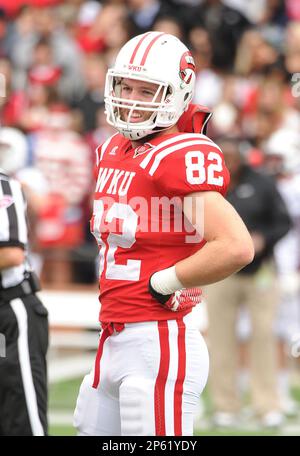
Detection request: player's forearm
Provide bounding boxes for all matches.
[0,247,25,270]
[175,237,254,288]
[175,191,254,288]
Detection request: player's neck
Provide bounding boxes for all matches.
[130,124,179,148]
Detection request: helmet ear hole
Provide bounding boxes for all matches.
[165,86,172,98]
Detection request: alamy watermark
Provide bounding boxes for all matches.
[0,333,6,358]
[291,73,300,98]
[93,194,205,244]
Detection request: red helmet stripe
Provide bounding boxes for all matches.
[129,32,152,64]
[139,32,166,66]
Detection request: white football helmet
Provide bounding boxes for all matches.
[0,127,27,175]
[104,32,196,140]
[264,129,300,175]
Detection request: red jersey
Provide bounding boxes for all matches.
[91,132,230,323]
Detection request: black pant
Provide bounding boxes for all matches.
[0,294,48,436]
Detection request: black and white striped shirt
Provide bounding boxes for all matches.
[0,170,29,289]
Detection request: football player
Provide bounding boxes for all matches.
[73,32,254,436]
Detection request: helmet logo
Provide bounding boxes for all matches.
[179,51,195,84]
[133,142,154,158]
[127,64,143,72]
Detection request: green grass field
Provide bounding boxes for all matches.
[48,376,300,436]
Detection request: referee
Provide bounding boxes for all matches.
[0,167,48,436]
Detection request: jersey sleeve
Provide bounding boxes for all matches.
[151,139,230,198]
[94,145,101,182]
[94,139,109,181]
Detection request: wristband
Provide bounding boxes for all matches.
[150,266,183,295]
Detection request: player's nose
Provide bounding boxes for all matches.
[129,88,143,101]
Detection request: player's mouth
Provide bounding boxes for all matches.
[130,114,143,123]
[125,111,144,123]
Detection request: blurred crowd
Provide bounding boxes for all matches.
[0,0,299,283]
[0,0,300,429]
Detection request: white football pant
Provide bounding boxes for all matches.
[73,312,209,436]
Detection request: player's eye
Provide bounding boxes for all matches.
[121,85,131,93]
[142,90,155,97]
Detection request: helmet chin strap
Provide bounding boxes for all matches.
[121,127,158,141]
[117,102,181,141]
[122,123,179,142]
